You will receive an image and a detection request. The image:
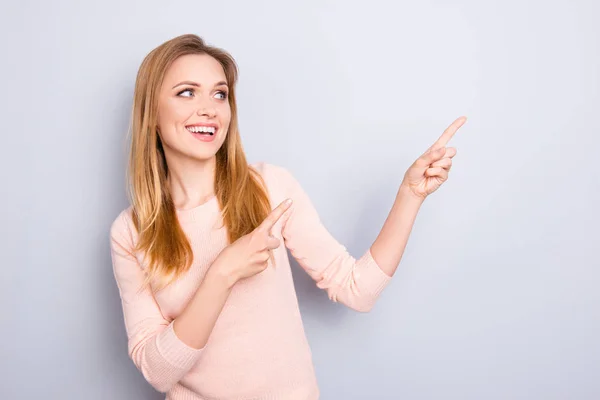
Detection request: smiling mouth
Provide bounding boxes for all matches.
[186,126,217,136]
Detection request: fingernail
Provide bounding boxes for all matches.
[285,198,293,205]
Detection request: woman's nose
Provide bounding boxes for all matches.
[197,105,216,118]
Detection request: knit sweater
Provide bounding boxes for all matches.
[109,162,392,400]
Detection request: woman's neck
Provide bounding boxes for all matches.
[166,155,217,210]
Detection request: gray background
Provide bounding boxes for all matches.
[1,0,599,399]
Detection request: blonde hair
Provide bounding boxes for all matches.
[127,34,271,290]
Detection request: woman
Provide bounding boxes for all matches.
[110,33,465,399]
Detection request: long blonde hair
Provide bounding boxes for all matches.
[128,34,271,290]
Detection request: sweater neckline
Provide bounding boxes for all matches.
[175,195,219,223]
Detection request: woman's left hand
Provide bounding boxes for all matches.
[401,116,467,200]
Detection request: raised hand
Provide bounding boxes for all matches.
[401,116,467,199]
[210,199,293,285]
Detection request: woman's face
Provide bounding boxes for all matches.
[157,53,231,164]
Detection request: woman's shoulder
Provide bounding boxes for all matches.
[109,206,137,246]
[249,162,305,205]
[250,161,297,185]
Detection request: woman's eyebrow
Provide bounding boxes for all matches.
[172,80,228,89]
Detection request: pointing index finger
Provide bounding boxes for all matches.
[429,116,467,151]
[258,198,293,233]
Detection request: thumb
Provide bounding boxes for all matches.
[419,146,446,166]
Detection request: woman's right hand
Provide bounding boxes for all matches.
[209,198,293,287]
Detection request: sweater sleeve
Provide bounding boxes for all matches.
[109,210,203,393]
[269,165,392,312]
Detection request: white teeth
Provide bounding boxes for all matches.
[187,126,216,134]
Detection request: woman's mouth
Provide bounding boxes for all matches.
[186,125,218,142]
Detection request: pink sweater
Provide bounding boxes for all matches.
[110,162,392,399]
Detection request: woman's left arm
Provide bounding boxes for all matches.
[273,116,466,312]
[371,116,466,275]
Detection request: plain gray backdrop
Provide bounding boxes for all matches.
[1,0,599,399]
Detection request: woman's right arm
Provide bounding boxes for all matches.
[109,211,232,393]
[172,267,234,348]
[110,201,291,392]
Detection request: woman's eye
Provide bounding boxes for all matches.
[178,89,194,97]
[177,88,227,99]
